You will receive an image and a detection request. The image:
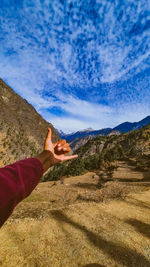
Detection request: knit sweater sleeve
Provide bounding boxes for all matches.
[0,158,43,227]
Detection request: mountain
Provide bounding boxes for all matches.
[58,116,150,151]
[0,79,60,166]
[59,116,150,141]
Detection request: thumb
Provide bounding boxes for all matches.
[44,128,53,150]
[47,128,52,141]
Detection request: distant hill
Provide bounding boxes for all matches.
[113,116,150,133]
[0,79,60,166]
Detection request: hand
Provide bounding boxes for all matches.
[44,128,78,165]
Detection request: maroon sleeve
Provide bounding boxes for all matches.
[0,158,43,227]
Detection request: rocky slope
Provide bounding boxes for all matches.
[0,79,60,166]
[75,124,150,159]
[69,135,93,152]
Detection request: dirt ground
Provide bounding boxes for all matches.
[0,170,150,267]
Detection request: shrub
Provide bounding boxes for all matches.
[84,154,101,171]
[43,163,68,182]
[97,181,128,202]
[68,158,85,176]
[134,162,145,171]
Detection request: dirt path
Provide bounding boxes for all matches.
[0,172,150,267]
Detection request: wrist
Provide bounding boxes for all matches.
[35,150,57,173]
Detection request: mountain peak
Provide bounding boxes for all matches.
[82,127,94,132]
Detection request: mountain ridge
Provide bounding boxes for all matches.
[58,116,150,141]
[57,116,150,151]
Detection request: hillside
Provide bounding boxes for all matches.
[0,79,60,166]
[69,135,94,152]
[76,124,150,159]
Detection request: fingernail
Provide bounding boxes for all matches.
[58,147,61,150]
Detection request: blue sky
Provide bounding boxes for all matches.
[0,0,150,133]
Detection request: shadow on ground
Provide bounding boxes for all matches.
[73,183,99,190]
[82,264,105,267]
[125,218,150,239]
[50,210,150,267]
[124,198,150,211]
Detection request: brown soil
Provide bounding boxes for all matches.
[0,170,150,267]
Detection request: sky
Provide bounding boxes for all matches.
[0,0,150,133]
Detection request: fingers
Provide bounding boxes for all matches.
[54,139,66,147]
[55,146,71,155]
[55,139,69,151]
[58,144,71,152]
[58,139,66,146]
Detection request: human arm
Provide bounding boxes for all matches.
[0,128,78,227]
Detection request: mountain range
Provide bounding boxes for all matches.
[57,116,150,151]
[58,116,150,141]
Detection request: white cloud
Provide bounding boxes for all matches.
[41,100,150,133]
[100,42,150,84]
[51,92,112,119]
[37,92,114,130]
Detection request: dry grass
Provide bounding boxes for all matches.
[98,181,129,202]
[0,171,150,267]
